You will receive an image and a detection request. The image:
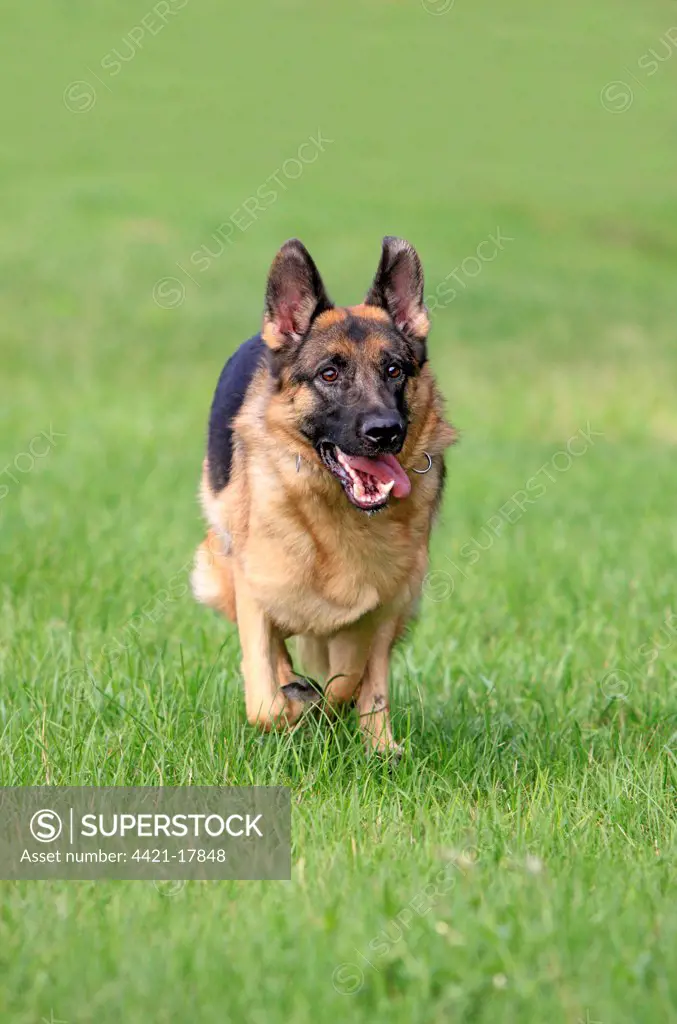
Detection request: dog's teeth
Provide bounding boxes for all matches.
[335,450,393,507]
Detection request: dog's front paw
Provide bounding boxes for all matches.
[246,690,305,731]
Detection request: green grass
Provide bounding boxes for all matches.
[1,0,677,1020]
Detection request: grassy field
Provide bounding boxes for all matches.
[1,0,677,1020]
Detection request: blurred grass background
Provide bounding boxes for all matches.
[1,1,677,1021]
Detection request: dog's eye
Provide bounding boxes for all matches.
[387,363,402,380]
[320,366,339,383]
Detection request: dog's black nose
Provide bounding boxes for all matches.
[360,413,405,450]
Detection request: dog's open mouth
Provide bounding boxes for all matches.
[319,443,411,511]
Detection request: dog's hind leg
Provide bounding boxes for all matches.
[323,620,375,709]
[275,639,321,712]
[191,530,237,622]
[296,635,329,686]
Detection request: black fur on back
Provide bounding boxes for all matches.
[207,334,267,492]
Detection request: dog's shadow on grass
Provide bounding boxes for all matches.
[242,694,509,785]
[252,684,616,793]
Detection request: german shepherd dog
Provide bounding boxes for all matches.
[192,237,456,754]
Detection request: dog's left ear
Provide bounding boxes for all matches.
[365,236,429,353]
[262,239,333,350]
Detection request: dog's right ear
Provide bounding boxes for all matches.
[262,240,333,350]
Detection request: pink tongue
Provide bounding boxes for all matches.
[341,453,411,499]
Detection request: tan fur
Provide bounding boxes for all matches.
[346,304,391,323]
[193,232,455,751]
[313,308,350,327]
[193,349,455,748]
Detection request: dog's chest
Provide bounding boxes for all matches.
[242,495,417,635]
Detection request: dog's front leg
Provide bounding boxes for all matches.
[356,617,401,756]
[233,566,302,730]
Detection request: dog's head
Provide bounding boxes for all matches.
[261,237,431,512]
